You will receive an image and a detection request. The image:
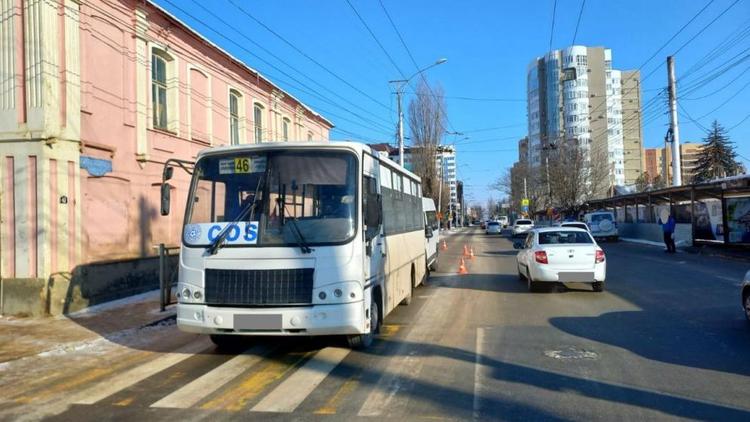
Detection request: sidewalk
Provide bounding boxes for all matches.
[0,290,174,364]
[621,237,750,262]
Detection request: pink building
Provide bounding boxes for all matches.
[0,0,333,315]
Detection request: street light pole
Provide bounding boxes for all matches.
[390,58,447,167]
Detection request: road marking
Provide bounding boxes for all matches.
[251,347,350,413]
[150,344,273,409]
[73,339,211,405]
[314,378,359,415]
[200,350,310,411]
[472,327,485,420]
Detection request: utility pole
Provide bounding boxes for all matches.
[523,177,528,199]
[667,56,682,186]
[396,89,405,167]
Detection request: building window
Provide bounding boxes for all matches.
[229,90,242,145]
[152,54,168,129]
[282,117,290,141]
[254,103,264,143]
[307,131,313,142]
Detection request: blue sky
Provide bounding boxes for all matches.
[155,0,750,207]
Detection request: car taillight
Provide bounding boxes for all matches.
[595,250,605,263]
[535,251,548,264]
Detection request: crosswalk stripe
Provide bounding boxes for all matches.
[251,347,350,413]
[73,338,212,405]
[150,344,273,409]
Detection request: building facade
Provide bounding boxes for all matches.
[526,46,642,191]
[643,142,704,184]
[0,0,332,315]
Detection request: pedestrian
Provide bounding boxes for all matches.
[658,209,676,253]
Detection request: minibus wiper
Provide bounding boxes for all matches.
[206,201,256,255]
[282,203,313,254]
[206,170,266,256]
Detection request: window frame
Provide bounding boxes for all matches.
[253,102,265,143]
[228,88,244,145]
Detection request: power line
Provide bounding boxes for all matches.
[671,0,743,57]
[682,64,750,100]
[678,103,710,132]
[728,111,750,131]
[462,124,526,133]
[695,79,750,120]
[224,0,392,112]
[377,0,459,135]
[345,0,406,79]
[160,0,394,135]
[572,0,586,45]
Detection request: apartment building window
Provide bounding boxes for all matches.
[152,53,169,129]
[307,131,313,142]
[254,103,264,143]
[229,90,242,145]
[282,117,290,141]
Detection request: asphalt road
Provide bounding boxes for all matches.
[2,228,749,421]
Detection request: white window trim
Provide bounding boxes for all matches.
[252,99,266,143]
[281,115,291,142]
[186,63,213,143]
[148,43,180,135]
[227,86,246,145]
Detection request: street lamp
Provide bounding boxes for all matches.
[389,58,448,167]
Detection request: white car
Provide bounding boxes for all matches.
[422,198,440,272]
[486,221,502,234]
[560,221,590,232]
[584,211,618,241]
[512,219,534,237]
[514,227,606,292]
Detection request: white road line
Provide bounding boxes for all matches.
[251,347,350,413]
[73,338,212,405]
[472,327,486,420]
[151,344,273,409]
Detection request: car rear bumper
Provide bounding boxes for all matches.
[531,263,606,283]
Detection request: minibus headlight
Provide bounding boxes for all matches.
[181,287,192,299]
[334,289,343,298]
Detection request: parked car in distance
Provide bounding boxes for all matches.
[511,219,534,237]
[560,221,590,232]
[498,216,509,228]
[486,221,502,235]
[741,269,750,322]
[480,220,487,229]
[514,227,606,292]
[584,211,618,241]
[422,198,440,272]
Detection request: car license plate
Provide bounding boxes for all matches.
[234,314,282,330]
[558,272,594,282]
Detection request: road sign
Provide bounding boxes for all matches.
[521,198,529,206]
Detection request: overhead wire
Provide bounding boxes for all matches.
[571,0,586,45]
[345,0,407,79]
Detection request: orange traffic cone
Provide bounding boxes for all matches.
[470,246,476,260]
[458,258,468,275]
[441,239,448,251]
[463,244,470,258]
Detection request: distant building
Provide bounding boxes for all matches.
[642,142,704,184]
[526,45,642,191]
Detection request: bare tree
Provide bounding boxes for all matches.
[545,141,610,213]
[408,79,446,210]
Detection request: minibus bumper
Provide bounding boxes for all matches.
[176,301,366,336]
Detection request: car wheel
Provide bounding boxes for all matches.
[347,296,379,349]
[593,281,605,292]
[527,270,541,292]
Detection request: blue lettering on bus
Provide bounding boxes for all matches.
[226,224,240,241]
[244,223,258,242]
[207,225,222,241]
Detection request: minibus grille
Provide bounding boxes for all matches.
[204,268,314,306]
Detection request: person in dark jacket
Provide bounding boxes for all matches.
[659,210,676,253]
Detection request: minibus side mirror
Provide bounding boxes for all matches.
[425,225,433,238]
[364,193,382,241]
[161,183,171,216]
[163,166,174,181]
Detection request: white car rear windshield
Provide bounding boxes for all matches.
[488,222,500,226]
[539,231,593,245]
[516,220,532,225]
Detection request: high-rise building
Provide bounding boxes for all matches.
[622,71,644,185]
[526,46,642,191]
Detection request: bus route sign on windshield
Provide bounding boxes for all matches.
[219,157,266,175]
